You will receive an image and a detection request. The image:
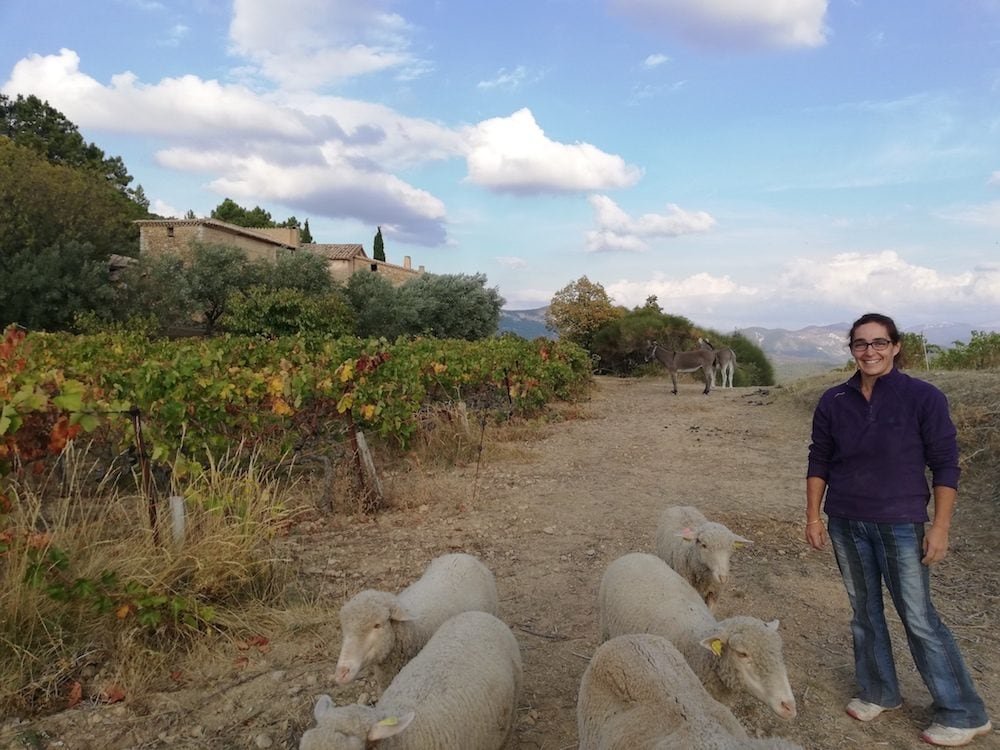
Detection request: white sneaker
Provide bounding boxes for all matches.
[845,697,901,722]
[920,721,992,747]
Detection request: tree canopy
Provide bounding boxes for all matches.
[545,276,625,351]
[1,93,146,208]
[209,197,307,232]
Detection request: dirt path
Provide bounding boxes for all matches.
[4,376,997,749]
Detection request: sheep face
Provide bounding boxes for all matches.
[334,590,413,685]
[701,619,797,720]
[682,523,752,584]
[299,695,414,750]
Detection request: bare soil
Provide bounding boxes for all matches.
[4,376,998,749]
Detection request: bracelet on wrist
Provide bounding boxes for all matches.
[806,519,822,526]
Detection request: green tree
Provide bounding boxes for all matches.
[344,272,413,339]
[591,309,695,375]
[545,276,625,351]
[0,139,148,329]
[113,253,193,330]
[184,243,257,333]
[373,226,386,262]
[0,240,117,331]
[210,198,274,228]
[300,219,314,244]
[261,250,334,295]
[930,331,1000,370]
[400,273,504,340]
[898,331,932,370]
[226,287,355,338]
[1,93,144,204]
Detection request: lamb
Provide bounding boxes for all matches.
[301,610,522,750]
[334,552,499,689]
[578,633,804,750]
[654,505,752,609]
[598,552,796,720]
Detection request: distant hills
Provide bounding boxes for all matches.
[498,307,553,340]
[498,308,993,381]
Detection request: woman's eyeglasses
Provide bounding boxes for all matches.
[850,338,892,353]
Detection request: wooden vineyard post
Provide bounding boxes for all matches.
[129,407,160,544]
[344,411,383,513]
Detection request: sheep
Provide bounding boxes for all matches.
[578,633,805,750]
[334,553,499,689]
[654,505,752,609]
[598,552,796,720]
[301,610,522,750]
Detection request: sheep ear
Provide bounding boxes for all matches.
[313,694,336,721]
[368,711,415,740]
[390,603,415,622]
[767,619,780,631]
[700,636,726,657]
[677,527,696,542]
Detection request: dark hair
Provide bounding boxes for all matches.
[849,312,901,363]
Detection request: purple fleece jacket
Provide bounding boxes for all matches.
[807,367,960,523]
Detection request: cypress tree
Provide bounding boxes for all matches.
[373,225,385,262]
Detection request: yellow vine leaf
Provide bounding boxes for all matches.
[267,375,285,396]
[337,393,354,413]
[272,397,294,416]
[361,403,376,421]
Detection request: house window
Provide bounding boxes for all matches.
[167,226,174,237]
[371,263,378,272]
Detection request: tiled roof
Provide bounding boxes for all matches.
[305,243,368,260]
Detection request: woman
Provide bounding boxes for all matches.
[805,312,991,747]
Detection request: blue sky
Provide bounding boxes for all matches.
[3,0,1000,332]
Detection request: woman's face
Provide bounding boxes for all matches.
[850,321,900,378]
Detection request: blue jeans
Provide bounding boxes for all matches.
[828,518,988,728]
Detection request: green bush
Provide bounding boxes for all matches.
[225,287,355,338]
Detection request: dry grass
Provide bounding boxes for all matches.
[0,444,308,717]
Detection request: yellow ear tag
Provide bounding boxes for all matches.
[710,639,724,656]
[733,542,744,549]
[378,717,399,727]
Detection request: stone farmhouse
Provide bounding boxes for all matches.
[134,218,424,286]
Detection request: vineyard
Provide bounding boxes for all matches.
[0,325,591,717]
[0,326,590,483]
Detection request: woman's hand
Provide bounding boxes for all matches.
[922,524,950,565]
[805,519,827,550]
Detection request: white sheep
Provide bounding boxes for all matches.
[301,610,522,750]
[654,505,752,609]
[334,553,499,689]
[578,633,804,750]
[599,552,796,720]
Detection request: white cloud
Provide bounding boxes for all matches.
[463,109,643,194]
[643,53,670,68]
[988,171,1000,187]
[585,194,715,252]
[228,0,414,88]
[597,251,1000,329]
[159,24,190,48]
[609,0,829,50]
[495,256,528,269]
[477,66,528,91]
[2,48,459,244]
[150,199,181,218]
[937,200,1000,228]
[3,50,327,139]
